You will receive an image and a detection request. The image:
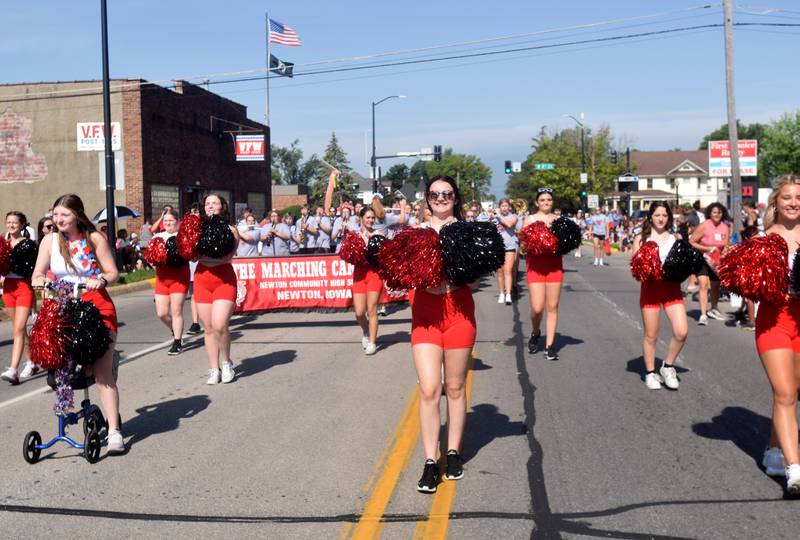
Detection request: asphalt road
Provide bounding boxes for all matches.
[0,249,797,539]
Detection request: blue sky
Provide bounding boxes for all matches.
[2,1,799,197]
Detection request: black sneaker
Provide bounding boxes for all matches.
[444,450,464,480]
[528,331,540,354]
[417,459,440,493]
[167,339,183,356]
[186,323,202,335]
[544,346,559,361]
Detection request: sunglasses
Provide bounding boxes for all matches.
[537,187,553,193]
[44,224,54,230]
[427,190,455,201]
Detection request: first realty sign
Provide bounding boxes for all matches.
[77,122,121,151]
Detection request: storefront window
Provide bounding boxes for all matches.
[247,192,266,220]
[150,184,180,219]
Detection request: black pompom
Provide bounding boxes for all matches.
[439,221,505,286]
[197,215,236,258]
[165,236,187,268]
[549,216,582,255]
[10,238,38,277]
[366,235,386,269]
[62,299,112,365]
[662,239,704,283]
[792,250,800,294]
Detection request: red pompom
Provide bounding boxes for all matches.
[29,299,70,370]
[338,232,367,267]
[718,233,789,303]
[630,241,663,282]
[0,236,11,276]
[177,213,202,260]
[519,221,559,255]
[378,227,442,290]
[143,236,167,267]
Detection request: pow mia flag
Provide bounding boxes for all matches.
[270,54,294,78]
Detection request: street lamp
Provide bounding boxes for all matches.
[371,95,406,194]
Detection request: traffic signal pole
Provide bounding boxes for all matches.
[723,0,743,238]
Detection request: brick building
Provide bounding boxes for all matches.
[0,79,270,232]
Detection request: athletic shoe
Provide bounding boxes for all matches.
[544,346,559,361]
[528,331,541,354]
[505,293,512,305]
[220,362,235,383]
[186,323,202,335]
[785,464,800,497]
[497,294,505,304]
[364,343,377,355]
[0,367,19,384]
[19,361,39,380]
[378,305,387,317]
[361,333,370,349]
[167,340,183,356]
[707,309,725,321]
[106,430,126,455]
[417,459,440,493]
[686,284,699,293]
[698,315,708,326]
[763,447,786,477]
[659,364,679,390]
[645,372,663,390]
[206,368,221,385]
[444,450,464,480]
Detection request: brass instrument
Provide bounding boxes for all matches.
[299,215,308,244]
[513,198,528,214]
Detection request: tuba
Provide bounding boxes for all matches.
[513,198,528,214]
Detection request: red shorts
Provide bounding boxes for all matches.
[352,265,383,294]
[155,265,190,295]
[193,263,237,304]
[83,289,118,334]
[756,300,800,354]
[526,254,563,284]
[639,280,684,309]
[2,278,35,308]
[411,287,476,350]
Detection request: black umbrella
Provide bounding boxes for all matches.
[92,205,141,223]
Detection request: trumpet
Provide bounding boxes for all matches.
[513,198,528,214]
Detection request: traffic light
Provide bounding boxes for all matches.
[504,160,512,174]
[433,145,442,162]
[581,190,587,197]
[610,151,618,164]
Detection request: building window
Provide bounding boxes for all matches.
[646,178,653,189]
[668,178,676,189]
[150,184,180,219]
[247,192,266,220]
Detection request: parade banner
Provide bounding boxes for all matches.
[231,254,405,311]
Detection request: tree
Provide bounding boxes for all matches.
[423,149,493,203]
[409,160,429,187]
[762,110,800,181]
[698,121,769,186]
[384,163,410,192]
[271,139,319,185]
[309,132,358,207]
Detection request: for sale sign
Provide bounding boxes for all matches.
[708,140,758,177]
[235,134,265,161]
[77,122,121,151]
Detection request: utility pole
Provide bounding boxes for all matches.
[724,0,742,238]
[100,0,117,263]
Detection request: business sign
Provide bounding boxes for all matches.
[231,255,406,312]
[77,122,121,151]
[708,140,758,177]
[235,134,265,161]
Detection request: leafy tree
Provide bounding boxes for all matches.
[409,160,429,187]
[309,132,358,207]
[762,110,800,181]
[423,149,493,203]
[271,139,320,185]
[698,121,769,186]
[384,163,410,191]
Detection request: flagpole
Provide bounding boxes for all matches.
[265,12,271,126]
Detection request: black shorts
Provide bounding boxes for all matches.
[593,234,606,240]
[505,248,517,253]
[696,262,719,282]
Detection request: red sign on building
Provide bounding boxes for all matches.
[235,134,265,161]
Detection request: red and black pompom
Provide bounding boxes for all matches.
[718,233,789,304]
[62,299,112,365]
[177,213,203,260]
[519,221,559,256]
[550,216,582,255]
[378,227,442,290]
[197,215,236,258]
[339,232,367,267]
[0,236,11,276]
[10,238,38,278]
[439,221,505,286]
[143,236,168,267]
[630,241,663,282]
[366,234,387,269]
[662,239,704,283]
[29,299,70,370]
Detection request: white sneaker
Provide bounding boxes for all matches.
[504,293,512,305]
[763,447,786,477]
[645,372,663,390]
[698,315,708,326]
[206,368,221,385]
[361,333,370,349]
[19,361,39,380]
[106,430,126,455]
[364,343,377,355]
[0,367,18,384]
[707,309,725,321]
[378,305,387,316]
[497,294,505,304]
[659,364,679,390]
[786,464,800,496]
[220,362,235,384]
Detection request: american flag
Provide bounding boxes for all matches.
[269,19,302,46]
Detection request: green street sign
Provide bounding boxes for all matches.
[534,163,555,170]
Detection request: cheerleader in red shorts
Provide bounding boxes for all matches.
[0,211,37,384]
[520,188,564,361]
[31,194,125,455]
[194,194,240,385]
[152,208,190,356]
[352,207,384,356]
[631,202,687,391]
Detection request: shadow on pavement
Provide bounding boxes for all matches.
[692,406,773,472]
[377,330,409,351]
[123,395,211,447]
[458,403,526,462]
[236,349,296,379]
[471,357,492,371]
